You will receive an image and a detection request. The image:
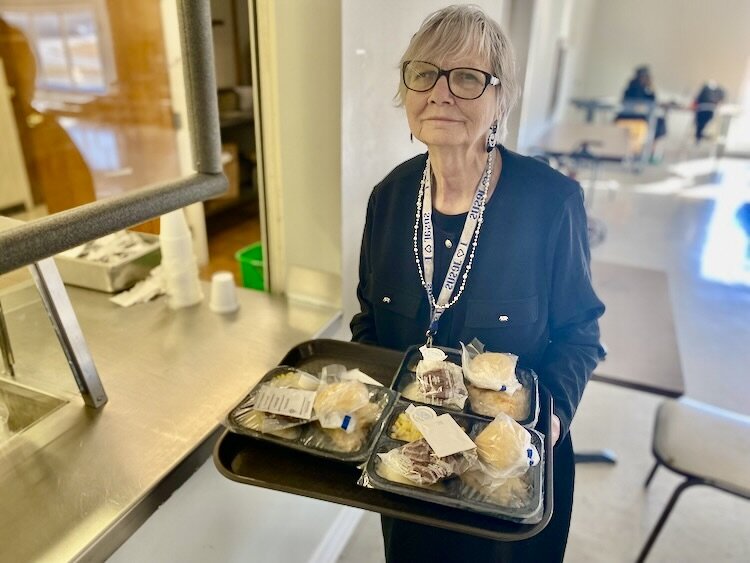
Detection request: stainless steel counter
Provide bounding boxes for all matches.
[0,283,339,562]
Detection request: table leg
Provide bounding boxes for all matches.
[574,449,617,464]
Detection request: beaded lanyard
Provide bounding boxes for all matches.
[412,151,494,346]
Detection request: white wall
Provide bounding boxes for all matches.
[210,0,238,89]
[515,0,598,152]
[575,0,750,102]
[340,0,509,335]
[254,0,342,305]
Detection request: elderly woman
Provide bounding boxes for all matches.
[350,5,604,562]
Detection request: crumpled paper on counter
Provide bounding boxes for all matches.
[109,266,166,307]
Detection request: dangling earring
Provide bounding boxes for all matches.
[486,120,498,153]
[410,133,414,143]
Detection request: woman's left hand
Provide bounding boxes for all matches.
[551,414,561,446]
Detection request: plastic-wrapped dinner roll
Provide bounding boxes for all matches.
[314,380,370,417]
[462,347,522,394]
[474,412,539,479]
[307,400,383,452]
[467,382,530,420]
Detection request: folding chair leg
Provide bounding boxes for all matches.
[636,478,699,563]
[644,461,660,489]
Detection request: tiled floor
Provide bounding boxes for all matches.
[337,151,750,563]
[200,203,262,285]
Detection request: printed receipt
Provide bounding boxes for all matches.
[255,385,316,419]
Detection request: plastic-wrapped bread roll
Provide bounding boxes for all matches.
[473,412,539,482]
[461,344,522,394]
[314,380,370,416]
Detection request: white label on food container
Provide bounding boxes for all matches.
[254,385,316,419]
[417,414,476,458]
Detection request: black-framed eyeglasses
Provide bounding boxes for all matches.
[402,60,500,100]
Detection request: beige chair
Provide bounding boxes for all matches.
[636,397,750,562]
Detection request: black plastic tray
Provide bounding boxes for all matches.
[213,339,554,541]
[225,365,399,463]
[365,400,544,523]
[393,345,540,427]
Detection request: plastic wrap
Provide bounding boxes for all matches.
[301,391,390,453]
[400,355,468,409]
[360,400,545,522]
[377,438,477,486]
[466,383,530,421]
[460,339,521,393]
[229,367,320,437]
[464,412,540,498]
[225,365,399,462]
[460,471,533,509]
[314,380,371,430]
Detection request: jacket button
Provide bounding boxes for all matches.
[498,315,509,322]
[382,296,391,304]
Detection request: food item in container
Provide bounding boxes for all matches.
[233,409,302,440]
[403,359,468,409]
[232,369,319,437]
[377,438,477,486]
[465,351,522,393]
[389,412,424,442]
[460,469,532,508]
[323,427,368,452]
[314,380,370,417]
[467,382,530,420]
[355,401,382,425]
[314,400,383,452]
[474,413,539,479]
[269,370,320,390]
[376,458,445,491]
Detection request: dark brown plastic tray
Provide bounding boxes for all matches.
[213,338,554,541]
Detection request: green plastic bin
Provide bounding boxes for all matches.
[235,242,265,291]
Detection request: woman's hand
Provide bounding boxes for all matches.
[551,414,561,446]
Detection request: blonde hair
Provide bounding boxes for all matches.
[396,4,518,141]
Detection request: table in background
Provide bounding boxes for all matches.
[578,261,685,463]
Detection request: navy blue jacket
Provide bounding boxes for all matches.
[351,145,605,438]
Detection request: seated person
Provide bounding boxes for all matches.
[693,81,725,142]
[615,65,667,146]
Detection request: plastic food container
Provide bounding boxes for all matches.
[54,232,160,293]
[363,400,545,523]
[225,365,399,463]
[392,345,540,428]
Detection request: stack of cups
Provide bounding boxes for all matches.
[160,210,203,309]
